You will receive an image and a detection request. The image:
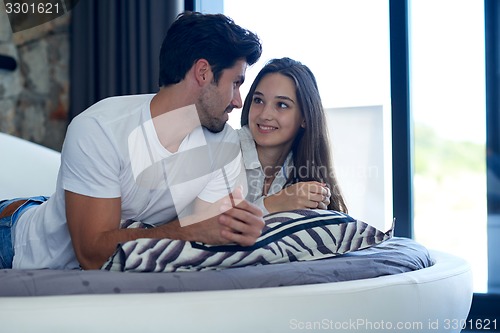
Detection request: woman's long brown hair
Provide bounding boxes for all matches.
[241,58,348,213]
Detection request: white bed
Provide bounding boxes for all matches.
[0,132,473,332]
[0,249,471,333]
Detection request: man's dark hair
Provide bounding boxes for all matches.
[158,11,262,87]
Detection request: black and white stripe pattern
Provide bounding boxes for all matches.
[102,210,394,272]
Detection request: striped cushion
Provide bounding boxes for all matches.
[102,210,394,272]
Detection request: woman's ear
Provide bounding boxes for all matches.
[301,120,306,128]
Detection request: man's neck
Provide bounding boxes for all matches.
[150,87,200,153]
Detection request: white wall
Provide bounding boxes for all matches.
[326,105,392,231]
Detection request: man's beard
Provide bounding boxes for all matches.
[203,120,225,133]
[198,103,232,133]
[197,83,233,133]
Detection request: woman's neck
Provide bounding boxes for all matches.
[256,145,289,178]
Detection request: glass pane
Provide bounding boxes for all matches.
[221,0,393,231]
[409,0,487,293]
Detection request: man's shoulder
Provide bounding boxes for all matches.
[68,94,155,139]
[76,94,155,119]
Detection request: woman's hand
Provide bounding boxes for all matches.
[263,181,331,213]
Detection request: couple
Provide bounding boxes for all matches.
[0,12,346,271]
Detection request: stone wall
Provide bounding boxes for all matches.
[0,9,69,151]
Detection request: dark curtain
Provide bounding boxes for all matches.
[69,0,184,120]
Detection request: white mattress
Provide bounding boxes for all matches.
[0,250,472,333]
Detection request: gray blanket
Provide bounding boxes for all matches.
[0,237,433,297]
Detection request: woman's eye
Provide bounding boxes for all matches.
[277,102,289,109]
[253,97,263,104]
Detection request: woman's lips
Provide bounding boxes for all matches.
[257,124,278,133]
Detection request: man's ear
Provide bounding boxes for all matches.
[194,59,211,85]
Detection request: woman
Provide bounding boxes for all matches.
[239,57,348,215]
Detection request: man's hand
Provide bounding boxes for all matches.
[218,187,264,246]
[181,187,265,246]
[263,181,331,213]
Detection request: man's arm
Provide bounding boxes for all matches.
[65,191,182,270]
[65,189,264,270]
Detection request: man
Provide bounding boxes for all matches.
[0,12,264,270]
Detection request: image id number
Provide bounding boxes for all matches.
[5,2,60,14]
[444,318,497,330]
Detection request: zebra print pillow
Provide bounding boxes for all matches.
[102,210,394,272]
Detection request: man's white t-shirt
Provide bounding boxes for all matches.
[13,94,243,269]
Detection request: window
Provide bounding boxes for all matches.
[409,0,487,292]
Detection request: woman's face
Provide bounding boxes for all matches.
[248,73,304,152]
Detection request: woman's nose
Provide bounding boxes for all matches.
[260,103,274,120]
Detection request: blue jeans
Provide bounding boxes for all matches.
[0,196,49,269]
